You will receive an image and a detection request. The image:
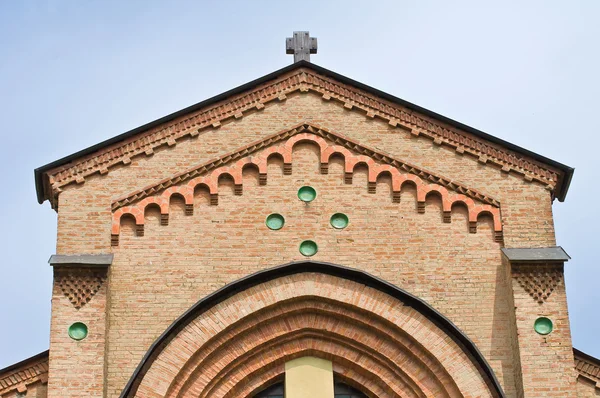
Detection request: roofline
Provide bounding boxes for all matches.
[120,260,505,398]
[0,350,48,376]
[574,347,600,366]
[34,60,574,204]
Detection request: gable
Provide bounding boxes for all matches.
[35,62,573,209]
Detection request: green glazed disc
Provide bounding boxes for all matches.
[298,186,317,202]
[299,240,318,256]
[330,213,349,229]
[68,322,88,341]
[266,214,285,230]
[534,317,553,335]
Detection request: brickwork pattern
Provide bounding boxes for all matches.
[54,268,107,309]
[513,264,561,304]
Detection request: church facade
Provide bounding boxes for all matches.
[1,41,599,397]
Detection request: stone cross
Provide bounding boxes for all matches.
[286,31,318,62]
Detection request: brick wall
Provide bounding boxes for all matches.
[48,91,571,397]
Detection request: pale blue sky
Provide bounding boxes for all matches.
[0,1,598,368]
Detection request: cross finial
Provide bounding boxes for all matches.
[286,31,317,63]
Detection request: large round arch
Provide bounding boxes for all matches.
[120,261,505,398]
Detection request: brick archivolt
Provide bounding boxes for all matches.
[130,273,496,398]
[111,125,503,244]
[44,67,561,209]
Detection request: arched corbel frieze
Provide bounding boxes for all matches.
[110,123,503,245]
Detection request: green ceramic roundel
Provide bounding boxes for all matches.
[266,213,285,230]
[330,213,349,229]
[299,240,318,256]
[298,186,317,202]
[68,322,88,341]
[534,317,553,335]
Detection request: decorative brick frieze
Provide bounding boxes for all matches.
[42,68,562,209]
[512,264,562,304]
[504,248,569,304]
[0,351,49,396]
[49,254,112,309]
[112,123,500,210]
[54,268,107,309]
[110,125,503,245]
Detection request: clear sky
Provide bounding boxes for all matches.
[0,1,598,369]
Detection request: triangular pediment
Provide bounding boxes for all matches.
[110,122,503,245]
[36,62,572,209]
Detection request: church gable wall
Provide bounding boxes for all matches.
[56,92,555,254]
[49,90,563,397]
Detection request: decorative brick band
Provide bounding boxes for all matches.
[49,253,112,309]
[54,268,107,309]
[43,67,561,208]
[512,264,563,304]
[128,271,499,398]
[0,351,48,396]
[110,125,503,245]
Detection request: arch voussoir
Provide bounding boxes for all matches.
[172,301,454,398]
[191,331,427,398]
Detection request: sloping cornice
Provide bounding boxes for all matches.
[0,350,49,395]
[35,61,573,208]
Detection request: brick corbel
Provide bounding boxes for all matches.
[503,247,570,304]
[49,254,112,309]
